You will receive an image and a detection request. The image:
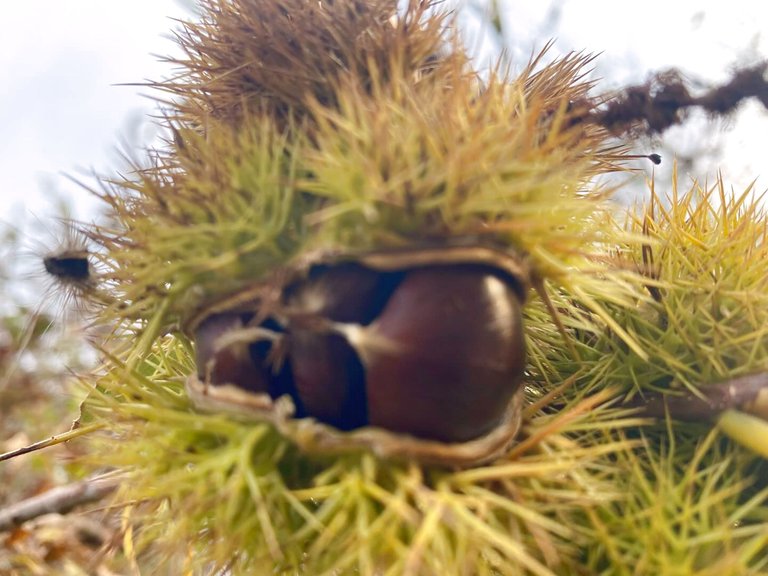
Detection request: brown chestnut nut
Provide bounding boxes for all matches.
[338,265,525,443]
[194,312,276,395]
[187,246,530,466]
[285,263,402,430]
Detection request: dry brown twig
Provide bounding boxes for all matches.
[0,475,119,532]
[589,61,768,136]
[629,372,768,421]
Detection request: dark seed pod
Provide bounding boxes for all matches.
[39,228,106,317]
[43,251,91,282]
[185,246,529,466]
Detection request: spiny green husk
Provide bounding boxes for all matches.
[92,0,626,332]
[81,330,768,574]
[529,174,768,402]
[69,0,768,573]
[583,429,768,575]
[83,334,646,575]
[163,0,457,126]
[518,174,768,572]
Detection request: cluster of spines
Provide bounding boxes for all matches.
[87,0,632,339]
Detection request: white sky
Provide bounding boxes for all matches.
[1,1,767,229]
[0,1,190,227]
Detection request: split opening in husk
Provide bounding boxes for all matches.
[187,245,531,466]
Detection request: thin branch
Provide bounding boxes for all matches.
[0,475,119,532]
[0,423,105,463]
[629,372,768,421]
[578,61,768,136]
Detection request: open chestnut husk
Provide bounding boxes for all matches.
[186,246,529,466]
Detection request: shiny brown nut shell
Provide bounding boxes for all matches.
[194,312,271,395]
[357,265,526,442]
[285,263,403,430]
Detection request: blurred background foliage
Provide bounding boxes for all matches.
[0,212,129,574]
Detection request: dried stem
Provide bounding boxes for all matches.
[585,61,768,136]
[630,372,768,421]
[0,475,119,532]
[0,423,106,463]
